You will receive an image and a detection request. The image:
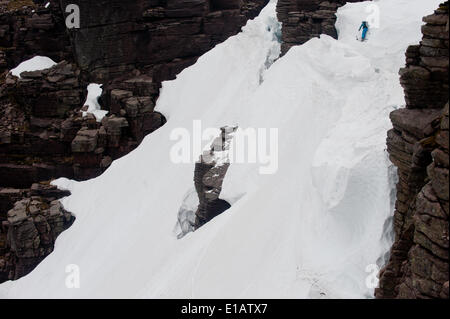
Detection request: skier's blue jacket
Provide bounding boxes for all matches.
[359,22,369,40]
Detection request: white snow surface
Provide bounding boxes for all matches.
[10,56,57,78]
[0,0,441,298]
[82,84,108,122]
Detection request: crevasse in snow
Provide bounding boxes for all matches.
[0,0,442,298]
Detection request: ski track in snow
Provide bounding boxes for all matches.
[0,0,442,298]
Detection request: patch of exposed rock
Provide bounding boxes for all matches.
[276,0,363,54]
[175,127,236,239]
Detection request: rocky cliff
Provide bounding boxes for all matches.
[376,2,449,299]
[0,0,268,283]
[194,126,236,229]
[0,1,72,74]
[276,0,362,54]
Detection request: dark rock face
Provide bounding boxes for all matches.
[0,183,74,282]
[10,61,82,119]
[1,61,92,189]
[0,0,269,283]
[376,2,449,299]
[0,1,72,74]
[276,0,363,54]
[60,0,269,82]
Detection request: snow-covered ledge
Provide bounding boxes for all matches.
[10,56,57,78]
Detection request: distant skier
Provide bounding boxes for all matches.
[359,21,369,41]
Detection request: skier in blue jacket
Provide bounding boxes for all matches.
[359,21,369,41]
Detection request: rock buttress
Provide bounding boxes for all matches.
[0,0,268,282]
[376,2,449,299]
[59,0,270,82]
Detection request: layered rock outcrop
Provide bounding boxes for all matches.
[175,127,235,239]
[0,0,269,282]
[376,2,449,299]
[275,0,449,300]
[61,0,269,82]
[276,0,362,54]
[0,1,72,74]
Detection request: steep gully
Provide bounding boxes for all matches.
[375,2,449,299]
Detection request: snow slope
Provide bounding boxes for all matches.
[0,0,441,298]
